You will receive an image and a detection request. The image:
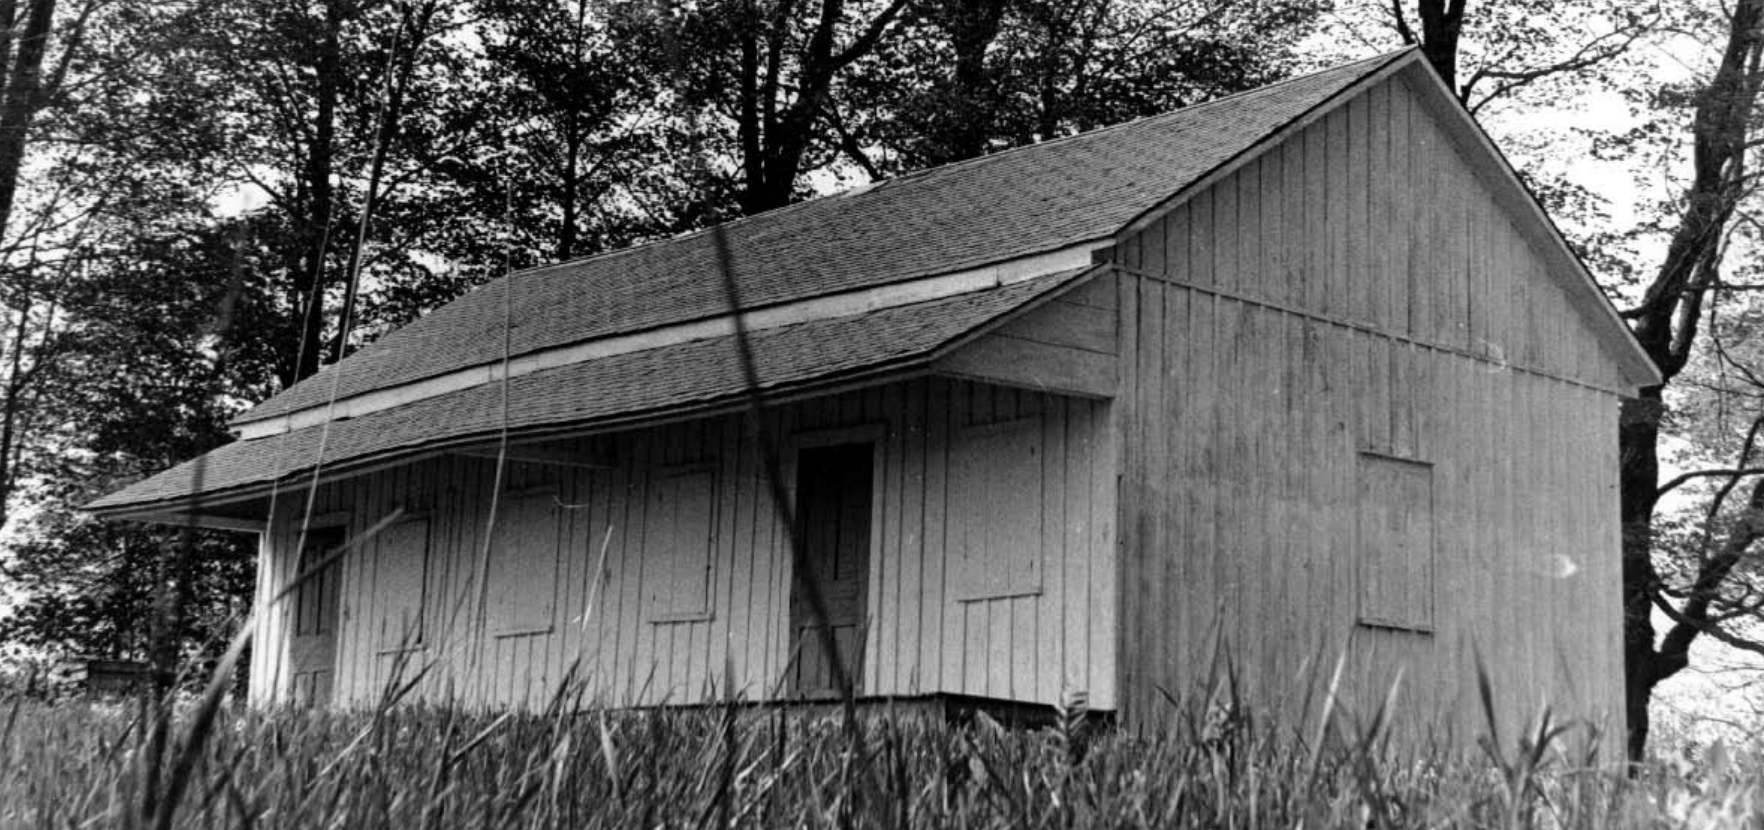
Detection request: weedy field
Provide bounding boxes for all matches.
[0,679,1758,830]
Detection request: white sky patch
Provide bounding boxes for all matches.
[212,180,272,217]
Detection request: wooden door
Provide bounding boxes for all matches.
[289,526,346,706]
[789,442,873,698]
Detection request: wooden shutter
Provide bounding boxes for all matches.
[488,493,560,635]
[1356,454,1435,632]
[646,467,717,622]
[373,518,429,651]
[953,417,1044,600]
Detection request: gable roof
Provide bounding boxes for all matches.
[91,48,1659,519]
[238,49,1409,431]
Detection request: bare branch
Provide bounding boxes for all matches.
[831,0,910,69]
[1389,0,1416,45]
[1658,466,1764,497]
[1653,589,1764,659]
[1465,14,1654,114]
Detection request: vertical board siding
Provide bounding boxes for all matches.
[256,376,1118,711]
[1115,75,1627,739]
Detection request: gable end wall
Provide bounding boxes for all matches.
[1111,74,1625,740]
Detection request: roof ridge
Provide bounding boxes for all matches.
[509,47,1415,284]
[866,47,1414,192]
[237,48,1418,429]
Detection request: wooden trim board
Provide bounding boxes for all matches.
[236,243,1111,440]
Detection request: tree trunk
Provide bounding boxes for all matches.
[734,0,766,215]
[1619,387,1666,760]
[555,0,589,261]
[0,0,56,242]
[330,3,435,364]
[558,117,580,261]
[928,0,1007,163]
[1414,0,1465,96]
[0,296,35,529]
[731,0,906,215]
[287,1,343,385]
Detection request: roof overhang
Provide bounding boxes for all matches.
[89,264,1114,522]
[97,509,268,533]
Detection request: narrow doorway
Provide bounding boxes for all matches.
[788,442,873,698]
[288,525,346,706]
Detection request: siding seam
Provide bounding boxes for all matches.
[1111,264,1627,397]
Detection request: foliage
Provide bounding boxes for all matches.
[1323,0,1662,116]
[836,0,1325,173]
[0,521,247,663]
[0,208,269,667]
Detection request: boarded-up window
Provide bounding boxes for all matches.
[953,417,1044,599]
[488,493,559,636]
[1356,454,1435,632]
[373,518,429,651]
[645,467,717,622]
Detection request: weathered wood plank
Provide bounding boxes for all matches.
[994,299,1118,355]
[1162,283,1192,708]
[1190,189,1216,291]
[1061,273,1118,309]
[1280,130,1305,308]
[1389,83,1413,337]
[1239,158,1265,301]
[1367,81,1392,330]
[1346,95,1371,325]
[935,333,1117,398]
[1216,164,1241,294]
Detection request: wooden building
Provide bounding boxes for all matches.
[61,658,152,698]
[89,49,1658,737]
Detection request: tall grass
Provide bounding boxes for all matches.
[1,680,1752,829]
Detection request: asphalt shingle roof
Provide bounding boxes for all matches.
[89,268,1092,512]
[237,51,1403,426]
[90,51,1417,514]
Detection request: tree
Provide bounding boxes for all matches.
[182,0,470,384]
[840,0,1323,173]
[0,1,291,678]
[622,0,911,215]
[0,0,679,679]
[475,0,667,262]
[0,0,135,533]
[1613,0,1764,758]
[0,209,271,676]
[0,0,98,244]
[1382,0,1658,115]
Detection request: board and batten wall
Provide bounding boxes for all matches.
[1110,71,1628,738]
[248,373,1119,711]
